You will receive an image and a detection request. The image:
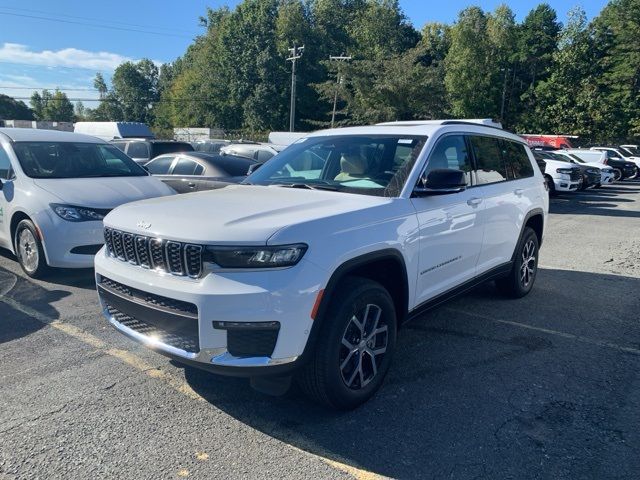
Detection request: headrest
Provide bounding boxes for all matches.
[340,151,369,175]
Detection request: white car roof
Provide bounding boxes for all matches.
[0,128,105,144]
[304,121,526,145]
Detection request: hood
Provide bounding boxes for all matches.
[103,184,391,244]
[544,159,577,170]
[34,176,174,208]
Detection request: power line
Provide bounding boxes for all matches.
[0,6,197,35]
[0,11,194,38]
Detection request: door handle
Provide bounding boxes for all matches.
[514,189,524,196]
[467,197,483,206]
[188,182,196,188]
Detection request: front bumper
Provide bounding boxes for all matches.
[553,178,581,192]
[95,248,327,376]
[34,210,104,268]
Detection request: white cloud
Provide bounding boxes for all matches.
[0,43,156,71]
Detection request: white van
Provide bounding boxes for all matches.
[74,122,154,142]
[0,128,174,277]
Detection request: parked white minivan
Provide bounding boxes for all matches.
[0,128,174,277]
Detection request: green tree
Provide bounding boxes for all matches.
[0,94,34,120]
[445,7,496,118]
[533,8,600,138]
[111,59,159,123]
[30,89,74,121]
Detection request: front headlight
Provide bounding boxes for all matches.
[556,168,573,174]
[586,168,599,174]
[51,203,105,222]
[204,244,307,268]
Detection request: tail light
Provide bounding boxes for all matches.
[603,159,608,165]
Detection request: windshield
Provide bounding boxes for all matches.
[13,142,148,179]
[153,142,194,156]
[622,146,640,156]
[246,135,427,197]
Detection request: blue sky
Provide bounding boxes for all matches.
[0,0,608,108]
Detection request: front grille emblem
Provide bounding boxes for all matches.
[137,220,151,229]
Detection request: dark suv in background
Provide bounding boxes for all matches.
[111,139,194,165]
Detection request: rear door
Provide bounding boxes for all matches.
[165,157,202,193]
[471,136,534,273]
[145,155,177,189]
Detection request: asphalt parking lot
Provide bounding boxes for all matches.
[1,182,639,480]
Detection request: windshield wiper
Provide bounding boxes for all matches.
[275,183,340,191]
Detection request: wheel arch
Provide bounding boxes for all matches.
[9,210,32,253]
[299,249,409,364]
[511,209,544,264]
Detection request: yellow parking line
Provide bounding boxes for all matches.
[0,293,384,479]
[446,307,640,356]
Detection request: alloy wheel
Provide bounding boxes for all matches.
[339,304,388,390]
[18,228,39,273]
[520,239,537,288]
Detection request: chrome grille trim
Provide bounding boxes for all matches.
[103,227,204,278]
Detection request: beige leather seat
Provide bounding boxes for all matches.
[334,151,370,182]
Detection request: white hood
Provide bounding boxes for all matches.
[103,184,391,244]
[34,176,174,209]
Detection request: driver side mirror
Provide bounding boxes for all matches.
[413,169,467,196]
[0,179,3,191]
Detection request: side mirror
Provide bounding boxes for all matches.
[247,162,264,175]
[413,169,467,196]
[0,179,3,191]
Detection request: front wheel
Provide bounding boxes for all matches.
[298,277,397,410]
[496,227,539,298]
[612,169,622,182]
[14,219,49,278]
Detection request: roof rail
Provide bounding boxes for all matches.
[377,118,503,129]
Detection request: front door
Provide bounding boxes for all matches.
[0,144,15,248]
[411,134,484,305]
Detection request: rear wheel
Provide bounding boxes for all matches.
[14,219,49,278]
[612,169,622,181]
[298,277,397,410]
[496,227,539,298]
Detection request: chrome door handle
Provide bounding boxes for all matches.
[188,182,196,188]
[514,189,524,196]
[467,197,483,206]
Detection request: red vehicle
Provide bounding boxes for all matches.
[519,134,578,150]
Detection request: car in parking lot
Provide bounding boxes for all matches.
[111,139,194,165]
[95,120,548,409]
[554,150,616,186]
[569,149,638,180]
[532,150,582,193]
[591,146,640,173]
[0,128,174,277]
[220,142,283,162]
[145,152,258,193]
[538,151,604,189]
[191,140,231,155]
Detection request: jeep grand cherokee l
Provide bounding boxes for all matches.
[95,120,548,409]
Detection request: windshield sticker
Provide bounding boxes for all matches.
[398,139,414,145]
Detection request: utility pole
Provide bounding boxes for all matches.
[329,55,351,128]
[286,44,304,132]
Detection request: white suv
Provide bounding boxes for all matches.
[95,121,549,409]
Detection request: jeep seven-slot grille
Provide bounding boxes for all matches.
[104,227,203,278]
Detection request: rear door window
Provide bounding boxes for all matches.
[469,136,507,185]
[146,156,175,174]
[502,140,534,179]
[172,158,199,176]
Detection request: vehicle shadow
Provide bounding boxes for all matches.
[0,249,96,290]
[179,268,640,480]
[0,265,68,344]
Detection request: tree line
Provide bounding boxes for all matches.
[2,0,638,143]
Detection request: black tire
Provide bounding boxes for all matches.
[496,227,539,298]
[14,219,49,278]
[612,169,622,182]
[545,175,556,195]
[298,276,397,410]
